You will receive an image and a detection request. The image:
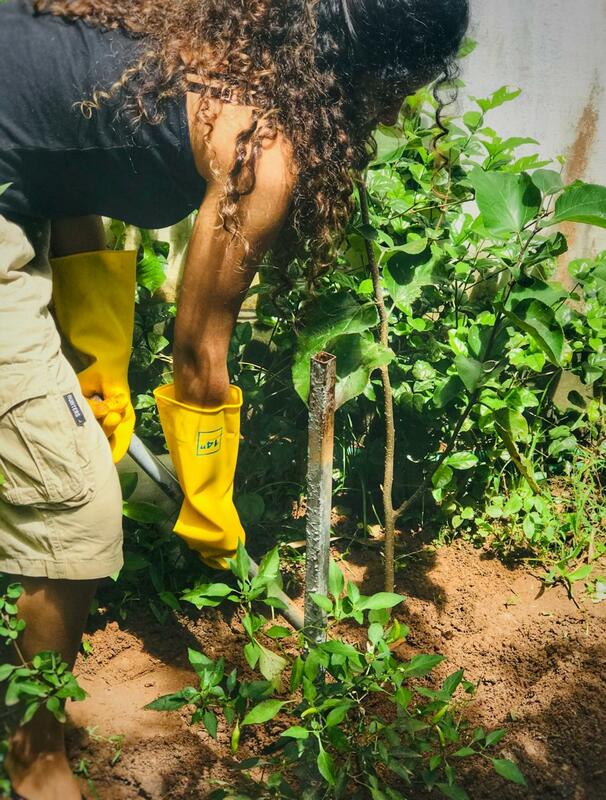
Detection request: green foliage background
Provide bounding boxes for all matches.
[131,83,606,582]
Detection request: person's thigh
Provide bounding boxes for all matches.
[0,215,123,581]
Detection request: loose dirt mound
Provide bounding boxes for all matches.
[67,540,606,799]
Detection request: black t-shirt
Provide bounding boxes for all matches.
[0,0,206,227]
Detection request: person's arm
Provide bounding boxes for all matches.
[174,137,295,407]
[50,215,106,257]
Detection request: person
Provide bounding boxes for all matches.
[0,0,469,796]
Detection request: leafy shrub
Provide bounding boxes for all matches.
[147,544,525,800]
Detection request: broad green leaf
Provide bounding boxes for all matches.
[445,452,479,470]
[505,299,564,365]
[357,592,404,611]
[325,701,353,727]
[492,758,527,786]
[545,182,606,228]
[310,593,333,613]
[328,333,394,409]
[281,726,309,739]
[567,563,592,583]
[433,376,465,409]
[122,501,167,524]
[531,169,563,196]
[265,625,291,639]
[241,699,285,726]
[119,471,138,500]
[235,492,265,524]
[437,784,470,800]
[505,278,568,310]
[432,464,453,489]
[468,167,541,236]
[383,249,446,312]
[403,653,444,677]
[292,292,379,402]
[187,648,214,672]
[137,244,167,293]
[454,355,483,392]
[371,127,407,165]
[0,183,11,196]
[317,747,336,785]
[258,643,288,687]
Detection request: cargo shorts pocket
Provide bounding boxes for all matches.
[0,365,94,509]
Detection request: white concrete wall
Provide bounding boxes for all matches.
[459,0,606,265]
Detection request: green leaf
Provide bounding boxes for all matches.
[545,182,606,228]
[235,493,265,524]
[265,625,291,639]
[453,747,476,758]
[119,471,138,500]
[531,169,564,196]
[432,464,453,490]
[468,168,541,236]
[492,758,526,786]
[371,128,408,165]
[257,643,288,686]
[325,333,394,409]
[310,594,333,613]
[241,699,285,726]
[454,355,483,393]
[292,292,379,402]
[0,183,11,196]
[505,278,568,310]
[493,408,541,494]
[433,376,465,409]
[383,249,446,312]
[325,702,354,727]
[187,648,214,672]
[256,546,280,583]
[137,244,167,293]
[403,653,444,677]
[328,560,344,597]
[567,564,592,583]
[445,452,479,471]
[203,709,218,739]
[281,725,309,739]
[122,501,167,524]
[485,728,508,747]
[145,688,197,711]
[357,592,404,611]
[505,299,564,365]
[244,641,260,670]
[317,747,336,786]
[437,784,470,800]
[230,541,251,583]
[473,86,521,112]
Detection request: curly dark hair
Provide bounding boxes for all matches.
[34,0,469,270]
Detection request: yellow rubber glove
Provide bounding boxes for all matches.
[154,383,246,570]
[50,250,137,463]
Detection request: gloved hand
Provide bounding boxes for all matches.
[154,382,246,570]
[50,250,137,463]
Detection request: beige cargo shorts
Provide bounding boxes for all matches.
[0,214,123,580]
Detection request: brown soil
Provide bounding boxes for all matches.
[67,540,606,800]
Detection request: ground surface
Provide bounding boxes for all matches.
[66,539,606,800]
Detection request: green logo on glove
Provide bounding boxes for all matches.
[196,428,223,456]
